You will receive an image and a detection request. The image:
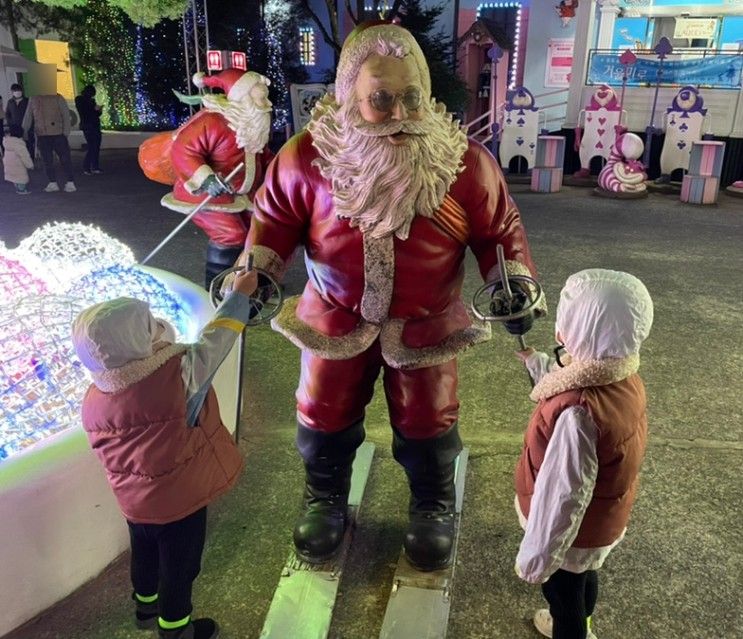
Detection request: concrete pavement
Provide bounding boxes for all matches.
[1,149,741,639]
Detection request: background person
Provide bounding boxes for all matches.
[22,69,76,193]
[75,84,103,175]
[5,83,34,158]
[3,124,34,194]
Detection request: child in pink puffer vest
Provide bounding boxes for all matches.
[72,266,257,639]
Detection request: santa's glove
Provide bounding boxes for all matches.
[490,282,535,336]
[198,174,233,197]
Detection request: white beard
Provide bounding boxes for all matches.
[202,94,271,153]
[307,95,468,240]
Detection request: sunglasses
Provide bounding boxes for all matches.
[363,87,423,114]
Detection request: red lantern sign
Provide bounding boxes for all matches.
[231,51,247,70]
[207,49,224,71]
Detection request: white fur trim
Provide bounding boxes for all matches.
[360,234,394,325]
[270,295,380,359]
[530,354,640,402]
[379,315,491,370]
[91,344,187,393]
[238,153,257,194]
[228,72,262,102]
[192,72,206,88]
[184,164,215,194]
[250,245,286,281]
[160,192,249,214]
[335,24,431,104]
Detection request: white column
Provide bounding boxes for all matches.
[563,0,598,128]
[596,0,621,49]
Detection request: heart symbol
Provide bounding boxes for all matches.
[599,117,607,125]
[587,116,593,122]
[516,137,524,146]
[677,141,686,149]
[680,123,688,131]
[596,141,604,149]
[597,128,606,136]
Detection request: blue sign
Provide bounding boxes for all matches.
[587,53,743,88]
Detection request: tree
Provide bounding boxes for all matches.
[294,0,468,113]
[0,0,76,50]
[396,1,468,114]
[30,0,190,27]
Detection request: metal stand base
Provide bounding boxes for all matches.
[378,449,469,639]
[259,442,375,639]
[725,185,743,199]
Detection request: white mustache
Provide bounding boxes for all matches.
[354,119,431,137]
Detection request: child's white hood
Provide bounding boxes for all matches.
[555,269,653,362]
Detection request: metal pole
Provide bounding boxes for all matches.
[191,0,200,74]
[202,0,210,50]
[452,0,461,71]
[141,162,245,265]
[182,12,194,116]
[643,37,672,168]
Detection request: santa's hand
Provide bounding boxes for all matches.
[198,174,233,197]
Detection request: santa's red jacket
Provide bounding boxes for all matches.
[164,110,273,214]
[247,131,542,369]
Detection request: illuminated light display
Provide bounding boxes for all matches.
[75,265,196,342]
[0,251,49,303]
[0,226,196,462]
[0,295,89,461]
[13,222,136,292]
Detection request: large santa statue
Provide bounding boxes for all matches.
[139,68,274,288]
[236,22,545,571]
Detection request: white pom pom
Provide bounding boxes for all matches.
[192,72,206,88]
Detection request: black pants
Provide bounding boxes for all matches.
[127,507,207,623]
[37,134,74,183]
[82,127,102,171]
[26,128,35,159]
[542,569,599,639]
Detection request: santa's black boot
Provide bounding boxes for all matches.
[293,419,365,563]
[204,242,243,292]
[393,423,462,572]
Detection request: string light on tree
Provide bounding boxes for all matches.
[264,0,292,129]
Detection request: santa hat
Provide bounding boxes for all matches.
[334,21,430,105]
[192,68,270,102]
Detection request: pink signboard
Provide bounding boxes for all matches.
[545,38,574,88]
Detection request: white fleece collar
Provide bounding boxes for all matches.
[91,343,187,393]
[530,354,640,402]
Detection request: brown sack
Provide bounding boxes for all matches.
[138,131,176,185]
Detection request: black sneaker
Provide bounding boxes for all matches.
[132,593,158,630]
[158,618,220,639]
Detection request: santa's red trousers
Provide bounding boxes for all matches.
[192,209,251,247]
[296,339,459,439]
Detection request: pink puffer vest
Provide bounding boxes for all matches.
[82,355,243,524]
